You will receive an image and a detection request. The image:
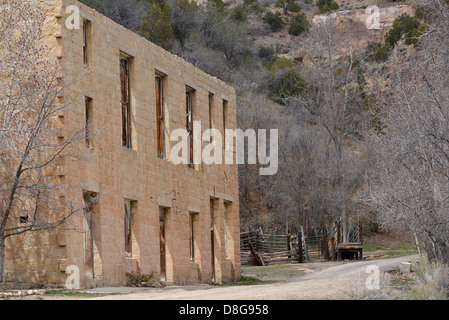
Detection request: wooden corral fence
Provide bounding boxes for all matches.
[325,220,363,261]
[240,231,300,266]
[241,221,363,266]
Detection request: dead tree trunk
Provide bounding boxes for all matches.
[0,236,5,283]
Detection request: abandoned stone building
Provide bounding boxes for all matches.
[3,0,240,288]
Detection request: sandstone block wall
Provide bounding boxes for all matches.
[4,0,240,289]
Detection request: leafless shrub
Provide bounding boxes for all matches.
[349,272,392,300]
[412,258,449,300]
[88,0,146,31]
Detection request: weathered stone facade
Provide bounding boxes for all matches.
[3,0,240,289]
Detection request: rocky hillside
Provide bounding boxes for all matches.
[233,0,414,60]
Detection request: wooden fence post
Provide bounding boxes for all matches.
[331,237,337,261]
[323,227,329,260]
[249,242,261,266]
[319,236,322,257]
[298,231,304,263]
[337,222,341,244]
[359,222,363,244]
[287,235,291,259]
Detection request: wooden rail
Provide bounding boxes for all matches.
[240,231,300,266]
[241,221,363,265]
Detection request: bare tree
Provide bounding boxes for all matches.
[237,85,365,235]
[0,1,85,282]
[200,5,255,66]
[361,0,449,262]
[80,0,146,31]
[235,18,369,234]
[285,18,367,241]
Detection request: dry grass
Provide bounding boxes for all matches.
[411,258,449,300]
[363,231,418,259]
[348,271,392,300]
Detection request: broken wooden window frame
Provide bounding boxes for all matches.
[120,54,132,149]
[83,19,91,68]
[186,86,195,169]
[124,200,132,257]
[159,207,168,281]
[210,199,216,281]
[85,96,93,149]
[222,99,228,148]
[189,212,198,262]
[156,72,166,159]
[208,93,214,143]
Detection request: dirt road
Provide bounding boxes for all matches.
[91,255,417,300]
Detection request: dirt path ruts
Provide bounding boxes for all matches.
[91,255,417,300]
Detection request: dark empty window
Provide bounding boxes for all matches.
[19,215,28,224]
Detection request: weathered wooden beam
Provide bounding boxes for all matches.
[323,227,330,260]
[359,222,363,245]
[298,231,304,263]
[331,237,337,261]
[249,242,261,266]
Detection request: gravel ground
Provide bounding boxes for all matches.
[87,255,417,300]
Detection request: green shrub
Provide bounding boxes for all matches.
[263,12,285,32]
[365,42,390,62]
[258,45,275,62]
[405,27,423,45]
[266,56,293,71]
[231,5,248,22]
[233,276,261,285]
[267,69,307,103]
[317,0,339,13]
[140,3,174,51]
[364,14,421,63]
[243,0,257,5]
[274,0,283,7]
[126,272,158,287]
[242,0,264,15]
[275,0,301,12]
[266,57,307,103]
[384,14,420,48]
[289,1,301,12]
[288,12,309,36]
[329,0,339,11]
